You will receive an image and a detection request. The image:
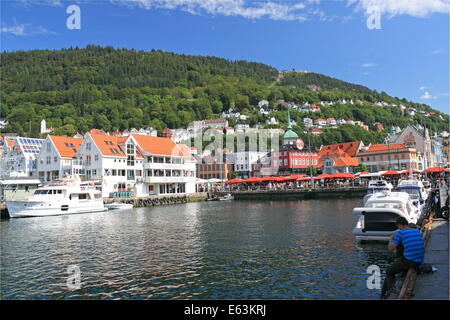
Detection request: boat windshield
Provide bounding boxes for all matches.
[367,188,389,194]
[34,189,63,195]
[396,188,421,200]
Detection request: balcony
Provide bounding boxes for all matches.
[144,162,188,170]
[144,176,196,184]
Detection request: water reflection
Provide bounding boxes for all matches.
[1,199,393,299]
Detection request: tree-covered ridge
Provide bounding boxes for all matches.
[1,45,278,92]
[280,71,373,93]
[0,45,448,147]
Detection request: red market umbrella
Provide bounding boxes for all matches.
[281,175,304,181]
[314,173,331,180]
[399,169,420,174]
[261,176,277,182]
[225,178,244,184]
[328,172,355,179]
[381,170,401,176]
[243,177,263,183]
[426,167,445,173]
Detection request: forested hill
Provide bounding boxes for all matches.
[1,45,278,91]
[280,71,374,94]
[1,45,448,146]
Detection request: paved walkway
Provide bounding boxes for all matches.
[413,219,449,299]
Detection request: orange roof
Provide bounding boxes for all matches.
[173,143,195,160]
[333,157,359,167]
[132,134,191,157]
[365,144,409,152]
[90,133,127,158]
[49,135,83,158]
[6,140,14,148]
[319,141,362,158]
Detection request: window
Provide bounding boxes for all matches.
[94,155,99,161]
[127,155,135,166]
[127,143,135,156]
[54,156,57,163]
[86,143,91,151]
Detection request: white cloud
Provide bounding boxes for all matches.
[348,0,449,18]
[427,49,443,55]
[361,62,377,67]
[109,0,315,21]
[1,24,26,36]
[1,20,58,36]
[420,91,436,99]
[419,86,427,91]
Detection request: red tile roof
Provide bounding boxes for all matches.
[319,141,362,158]
[132,134,191,157]
[90,133,126,158]
[365,144,409,152]
[49,135,83,158]
[6,140,14,148]
[332,157,359,167]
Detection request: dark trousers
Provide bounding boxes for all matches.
[381,257,420,298]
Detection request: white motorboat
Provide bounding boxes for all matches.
[6,176,105,218]
[105,202,134,210]
[394,179,429,213]
[362,179,393,205]
[219,194,234,201]
[353,191,421,241]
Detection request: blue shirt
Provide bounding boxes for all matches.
[392,229,425,263]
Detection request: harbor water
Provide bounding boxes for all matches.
[1,199,396,299]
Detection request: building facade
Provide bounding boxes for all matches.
[36,135,83,182]
[356,144,423,172]
[0,137,45,178]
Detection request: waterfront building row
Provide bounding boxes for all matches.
[1,132,196,198]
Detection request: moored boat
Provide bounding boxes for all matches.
[105,202,134,210]
[353,191,421,241]
[362,179,393,205]
[394,178,429,213]
[6,176,105,218]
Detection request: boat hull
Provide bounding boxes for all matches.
[352,207,419,241]
[6,200,105,218]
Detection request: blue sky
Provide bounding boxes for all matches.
[1,0,449,114]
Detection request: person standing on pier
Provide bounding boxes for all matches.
[380,217,425,299]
